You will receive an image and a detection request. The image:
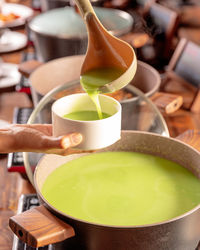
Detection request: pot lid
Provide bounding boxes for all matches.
[29,7,133,38]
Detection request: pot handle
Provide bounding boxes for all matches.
[9,204,75,248]
[176,130,200,152]
[151,92,183,114]
[18,60,43,78]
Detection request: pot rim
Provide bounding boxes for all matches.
[29,57,160,99]
[28,6,133,39]
[34,130,200,229]
[121,60,160,103]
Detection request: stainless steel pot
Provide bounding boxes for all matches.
[9,130,200,250]
[28,7,133,62]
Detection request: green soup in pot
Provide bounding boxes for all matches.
[41,151,200,226]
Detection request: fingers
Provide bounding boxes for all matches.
[0,123,83,155]
[32,133,83,155]
[61,133,83,149]
[42,133,83,150]
[43,133,95,156]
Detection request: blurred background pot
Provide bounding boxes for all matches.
[18,55,182,132]
[28,7,133,62]
[19,55,160,101]
[40,0,104,11]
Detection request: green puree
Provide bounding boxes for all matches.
[80,67,125,119]
[80,67,125,91]
[42,152,200,226]
[63,110,110,121]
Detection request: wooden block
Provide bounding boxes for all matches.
[162,72,198,110]
[151,92,183,114]
[9,205,75,247]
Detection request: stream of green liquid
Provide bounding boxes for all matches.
[42,151,200,226]
[80,67,125,119]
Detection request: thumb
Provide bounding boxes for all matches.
[60,133,83,149]
[42,133,82,152]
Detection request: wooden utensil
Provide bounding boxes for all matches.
[73,0,137,93]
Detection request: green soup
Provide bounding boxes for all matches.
[80,67,125,119]
[42,152,200,226]
[63,110,110,121]
[80,67,125,92]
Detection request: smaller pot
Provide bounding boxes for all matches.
[18,55,183,117]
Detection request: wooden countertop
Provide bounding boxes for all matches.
[1,2,200,249]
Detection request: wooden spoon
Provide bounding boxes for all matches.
[74,0,137,93]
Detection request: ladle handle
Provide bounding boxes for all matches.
[9,205,75,248]
[176,130,200,152]
[74,0,95,18]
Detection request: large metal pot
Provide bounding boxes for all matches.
[28,7,133,62]
[9,130,200,250]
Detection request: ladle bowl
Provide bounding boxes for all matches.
[74,0,137,93]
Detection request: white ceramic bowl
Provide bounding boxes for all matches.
[52,93,121,150]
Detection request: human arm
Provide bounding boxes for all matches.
[0,124,82,155]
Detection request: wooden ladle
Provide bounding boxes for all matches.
[74,0,137,93]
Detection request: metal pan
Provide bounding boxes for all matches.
[9,130,200,250]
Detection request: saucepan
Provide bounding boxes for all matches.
[9,130,200,250]
[18,55,183,116]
